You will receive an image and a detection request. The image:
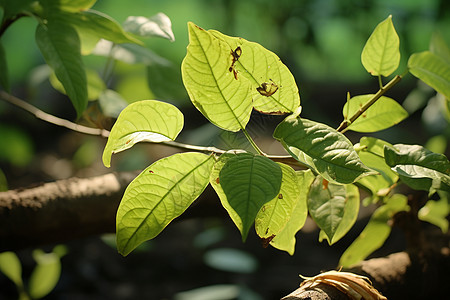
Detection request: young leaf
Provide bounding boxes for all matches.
[269,170,315,255]
[418,195,449,233]
[181,22,253,132]
[219,153,282,240]
[29,249,63,299]
[210,30,300,115]
[408,51,450,99]
[0,251,23,287]
[123,13,175,42]
[116,152,214,256]
[343,95,408,132]
[384,144,450,193]
[339,194,409,267]
[318,184,360,245]
[36,20,87,117]
[308,176,359,243]
[102,100,184,168]
[254,163,301,240]
[273,116,374,184]
[361,15,400,77]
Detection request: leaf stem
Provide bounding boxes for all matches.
[242,128,265,155]
[336,75,402,133]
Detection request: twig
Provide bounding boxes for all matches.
[1,91,302,166]
[0,90,110,137]
[336,75,402,132]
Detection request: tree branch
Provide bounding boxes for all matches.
[0,171,138,251]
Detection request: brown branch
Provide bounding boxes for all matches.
[0,171,138,251]
[336,75,402,132]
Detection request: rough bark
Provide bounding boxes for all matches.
[281,249,450,300]
[0,171,138,251]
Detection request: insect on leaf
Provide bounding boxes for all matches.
[210,29,300,115]
[181,22,253,132]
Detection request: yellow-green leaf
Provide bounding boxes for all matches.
[361,15,400,77]
[181,22,253,132]
[210,30,300,114]
[116,153,214,256]
[102,100,184,167]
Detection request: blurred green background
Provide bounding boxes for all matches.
[0,0,449,299]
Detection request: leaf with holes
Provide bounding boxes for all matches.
[339,194,409,267]
[210,30,300,115]
[102,100,184,167]
[274,116,374,184]
[254,163,300,240]
[361,15,400,77]
[181,22,253,132]
[116,152,214,256]
[343,95,408,132]
[211,152,282,240]
[269,170,315,255]
[384,144,450,193]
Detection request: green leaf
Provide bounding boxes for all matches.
[219,153,282,240]
[123,13,175,41]
[318,184,360,245]
[384,144,450,193]
[0,42,10,92]
[59,0,96,12]
[65,10,142,45]
[273,116,374,184]
[102,100,184,167]
[1,0,34,20]
[361,15,400,77]
[269,170,315,255]
[308,176,359,243]
[116,152,214,256]
[0,251,23,287]
[29,249,62,299]
[49,68,106,101]
[209,30,300,115]
[343,95,408,132]
[254,163,302,240]
[408,51,450,99]
[36,20,87,117]
[181,22,253,132]
[356,137,398,196]
[211,153,282,240]
[418,194,449,233]
[339,194,409,267]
